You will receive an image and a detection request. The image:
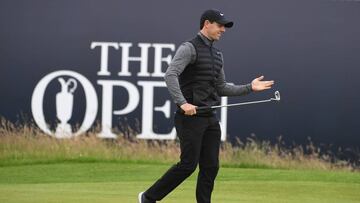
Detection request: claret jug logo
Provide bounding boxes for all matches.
[56,77,77,136]
[32,70,98,138]
[31,42,228,140]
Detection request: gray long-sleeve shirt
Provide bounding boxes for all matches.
[164,33,252,106]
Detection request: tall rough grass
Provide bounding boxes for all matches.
[0,118,356,171]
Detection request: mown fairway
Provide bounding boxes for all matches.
[0,162,359,203]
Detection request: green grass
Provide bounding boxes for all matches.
[0,120,359,202]
[0,121,354,171]
[0,162,359,203]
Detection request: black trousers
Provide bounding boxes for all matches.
[145,112,221,203]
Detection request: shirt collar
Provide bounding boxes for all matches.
[197,32,213,47]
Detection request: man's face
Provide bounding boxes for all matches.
[205,21,226,41]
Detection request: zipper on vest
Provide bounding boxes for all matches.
[209,45,216,85]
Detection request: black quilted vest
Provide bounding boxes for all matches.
[178,35,223,116]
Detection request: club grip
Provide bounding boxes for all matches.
[178,106,211,114]
[196,106,211,110]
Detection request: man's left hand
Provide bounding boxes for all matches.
[251,76,274,91]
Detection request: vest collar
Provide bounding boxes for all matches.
[197,32,214,47]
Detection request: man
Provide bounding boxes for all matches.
[139,9,274,203]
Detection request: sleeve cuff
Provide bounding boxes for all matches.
[177,100,187,106]
[246,83,253,93]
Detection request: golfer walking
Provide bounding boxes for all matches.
[139,9,274,203]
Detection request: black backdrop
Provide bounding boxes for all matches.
[1,0,359,152]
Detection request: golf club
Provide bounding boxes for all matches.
[196,91,281,110]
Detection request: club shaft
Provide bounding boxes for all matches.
[196,99,274,110]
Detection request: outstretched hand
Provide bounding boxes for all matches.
[251,76,274,91]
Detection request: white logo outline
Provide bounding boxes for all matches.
[31,70,98,138]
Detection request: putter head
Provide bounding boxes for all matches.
[274,91,280,101]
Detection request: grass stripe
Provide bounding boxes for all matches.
[0,162,359,203]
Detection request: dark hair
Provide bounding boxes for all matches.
[200,19,214,29]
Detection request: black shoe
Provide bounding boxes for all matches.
[138,192,155,203]
[138,192,144,203]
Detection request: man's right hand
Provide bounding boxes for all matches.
[180,103,197,116]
